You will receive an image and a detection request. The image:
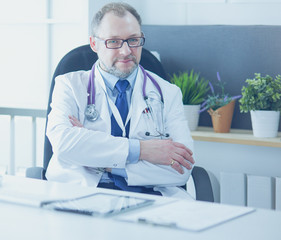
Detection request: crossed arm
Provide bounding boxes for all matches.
[68,115,194,174]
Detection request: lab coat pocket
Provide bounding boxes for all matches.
[138,96,168,139]
[134,111,164,140]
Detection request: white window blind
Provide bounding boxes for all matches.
[0,0,89,174]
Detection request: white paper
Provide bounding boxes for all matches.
[117,200,255,231]
[0,190,154,216]
[0,189,48,207]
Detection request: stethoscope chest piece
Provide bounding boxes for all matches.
[85,104,99,122]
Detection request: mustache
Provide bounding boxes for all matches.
[113,55,137,64]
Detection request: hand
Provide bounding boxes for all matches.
[69,115,84,128]
[139,139,194,174]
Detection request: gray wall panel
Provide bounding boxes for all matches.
[142,25,281,130]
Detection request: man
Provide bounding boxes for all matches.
[46,2,195,198]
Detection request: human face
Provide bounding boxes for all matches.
[90,11,143,79]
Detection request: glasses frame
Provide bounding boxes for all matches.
[95,35,145,49]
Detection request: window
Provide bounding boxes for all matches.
[0,0,89,174]
[0,0,89,108]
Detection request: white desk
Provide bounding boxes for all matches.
[0,176,281,240]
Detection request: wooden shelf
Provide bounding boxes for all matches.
[191,127,281,148]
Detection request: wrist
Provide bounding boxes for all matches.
[139,140,149,160]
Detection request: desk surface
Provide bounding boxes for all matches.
[0,176,281,240]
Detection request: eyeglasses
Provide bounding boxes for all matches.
[95,36,145,49]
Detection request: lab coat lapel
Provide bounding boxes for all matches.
[94,69,111,126]
[129,68,147,135]
[76,73,88,124]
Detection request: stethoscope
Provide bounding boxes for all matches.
[85,63,169,138]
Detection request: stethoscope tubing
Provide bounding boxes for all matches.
[139,65,164,103]
[87,63,164,105]
[86,63,168,138]
[87,64,96,105]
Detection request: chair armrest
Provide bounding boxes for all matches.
[25,167,46,180]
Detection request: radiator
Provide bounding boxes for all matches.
[220,172,281,211]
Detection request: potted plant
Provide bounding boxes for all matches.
[170,70,209,131]
[200,72,241,133]
[239,73,281,137]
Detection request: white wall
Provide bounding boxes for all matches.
[195,141,281,203]
[89,0,281,26]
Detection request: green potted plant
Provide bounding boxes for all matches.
[170,70,209,131]
[199,72,241,133]
[239,73,281,137]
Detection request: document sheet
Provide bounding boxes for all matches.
[0,189,51,207]
[0,188,154,217]
[117,199,255,231]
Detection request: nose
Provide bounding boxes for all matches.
[119,41,132,55]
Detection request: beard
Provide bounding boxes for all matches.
[99,55,138,79]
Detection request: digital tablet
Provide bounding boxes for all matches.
[42,192,154,217]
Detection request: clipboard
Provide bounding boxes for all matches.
[117,199,255,232]
[42,192,154,217]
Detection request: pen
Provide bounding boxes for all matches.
[54,207,94,216]
[143,107,151,119]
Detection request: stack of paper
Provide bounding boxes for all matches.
[0,189,154,217]
[0,189,49,207]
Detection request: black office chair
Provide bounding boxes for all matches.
[26,44,214,202]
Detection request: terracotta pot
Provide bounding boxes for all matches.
[208,100,235,133]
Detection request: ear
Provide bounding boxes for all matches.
[89,36,97,53]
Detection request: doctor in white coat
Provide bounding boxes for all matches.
[46,2,195,198]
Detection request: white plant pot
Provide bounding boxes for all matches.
[250,110,280,138]
[183,105,201,131]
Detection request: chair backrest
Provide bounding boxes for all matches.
[191,166,214,202]
[43,44,167,171]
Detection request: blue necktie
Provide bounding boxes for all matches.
[109,80,161,195]
[111,80,130,137]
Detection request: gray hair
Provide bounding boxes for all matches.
[91,2,142,36]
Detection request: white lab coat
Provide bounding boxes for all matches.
[46,65,194,199]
